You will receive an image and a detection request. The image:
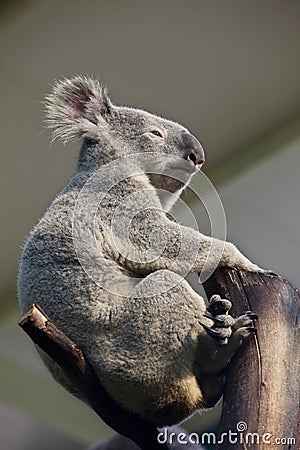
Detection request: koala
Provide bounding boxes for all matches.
[18,76,261,427]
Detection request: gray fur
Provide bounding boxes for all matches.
[18,76,261,426]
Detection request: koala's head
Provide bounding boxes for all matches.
[45,76,205,202]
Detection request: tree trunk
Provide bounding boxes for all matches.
[203,269,300,450]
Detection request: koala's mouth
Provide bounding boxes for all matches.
[170,160,202,175]
[185,160,202,172]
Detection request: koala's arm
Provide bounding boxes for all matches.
[118,209,261,276]
[165,220,260,274]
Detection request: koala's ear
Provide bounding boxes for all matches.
[44,75,112,144]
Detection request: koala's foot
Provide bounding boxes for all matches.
[201,295,257,345]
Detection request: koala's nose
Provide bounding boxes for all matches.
[182,133,205,168]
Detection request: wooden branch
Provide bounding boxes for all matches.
[203,269,300,450]
[18,304,167,450]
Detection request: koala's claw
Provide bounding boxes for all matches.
[244,311,258,320]
[201,322,231,345]
[232,311,258,332]
[235,326,257,340]
[246,326,257,333]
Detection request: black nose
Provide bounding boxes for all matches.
[182,133,205,167]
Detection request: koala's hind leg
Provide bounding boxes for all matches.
[104,269,209,425]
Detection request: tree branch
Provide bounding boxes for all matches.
[203,268,300,450]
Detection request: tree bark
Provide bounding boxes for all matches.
[203,268,300,450]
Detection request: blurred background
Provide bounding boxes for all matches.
[1,1,300,449]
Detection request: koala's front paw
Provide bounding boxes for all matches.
[202,295,258,346]
[202,294,235,345]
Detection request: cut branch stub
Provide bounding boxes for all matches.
[18,303,167,450]
[203,268,300,450]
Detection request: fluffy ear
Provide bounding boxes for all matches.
[44,75,112,144]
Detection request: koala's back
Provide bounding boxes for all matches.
[18,180,119,334]
[18,178,127,390]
